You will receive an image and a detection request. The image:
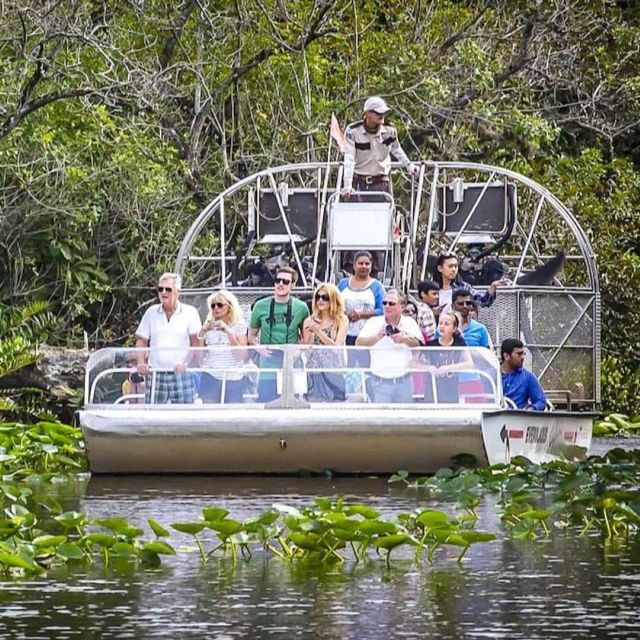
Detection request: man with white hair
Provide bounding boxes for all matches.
[135,272,202,403]
[341,96,419,198]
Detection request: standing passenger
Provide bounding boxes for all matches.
[302,283,348,402]
[198,290,248,404]
[248,266,309,402]
[338,251,385,387]
[134,272,201,404]
[433,252,506,310]
[356,290,423,403]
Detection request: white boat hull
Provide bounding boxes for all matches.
[78,407,592,474]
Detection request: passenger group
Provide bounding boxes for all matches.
[129,95,544,410]
[131,263,545,411]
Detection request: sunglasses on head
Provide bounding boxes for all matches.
[382,300,397,307]
[211,301,227,309]
[157,286,173,293]
[274,277,292,285]
[315,293,330,302]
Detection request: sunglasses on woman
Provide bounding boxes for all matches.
[315,293,330,302]
[403,308,417,315]
[157,286,173,293]
[211,301,227,309]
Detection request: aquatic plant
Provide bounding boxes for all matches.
[390,449,640,542]
[0,419,87,477]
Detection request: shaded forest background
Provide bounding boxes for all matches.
[0,0,639,412]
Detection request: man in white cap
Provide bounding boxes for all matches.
[341,96,419,198]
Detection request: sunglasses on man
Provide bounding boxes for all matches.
[157,286,173,293]
[274,277,292,285]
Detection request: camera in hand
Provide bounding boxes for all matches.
[385,324,400,336]
[130,372,145,384]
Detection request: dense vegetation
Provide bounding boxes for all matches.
[0,1,638,411]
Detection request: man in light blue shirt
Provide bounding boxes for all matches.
[500,339,547,411]
[451,289,491,347]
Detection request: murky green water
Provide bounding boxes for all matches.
[1,442,640,639]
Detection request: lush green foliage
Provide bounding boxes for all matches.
[3,446,640,577]
[0,1,638,407]
[391,449,640,541]
[0,420,87,477]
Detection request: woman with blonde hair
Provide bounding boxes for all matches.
[301,283,348,401]
[197,290,248,403]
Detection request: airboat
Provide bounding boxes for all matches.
[79,160,596,473]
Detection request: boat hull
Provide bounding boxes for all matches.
[78,407,592,474]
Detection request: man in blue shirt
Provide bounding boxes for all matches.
[500,338,547,411]
[451,289,491,347]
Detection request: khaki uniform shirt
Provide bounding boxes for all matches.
[342,121,412,190]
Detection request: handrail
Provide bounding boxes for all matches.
[174,160,599,292]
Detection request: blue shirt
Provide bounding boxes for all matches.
[461,319,491,348]
[501,368,547,411]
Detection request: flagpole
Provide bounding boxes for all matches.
[312,116,336,284]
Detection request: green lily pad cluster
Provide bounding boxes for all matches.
[0,419,87,477]
[592,413,640,437]
[0,482,175,577]
[391,450,640,541]
[170,499,495,569]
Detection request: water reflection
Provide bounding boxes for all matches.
[0,467,639,638]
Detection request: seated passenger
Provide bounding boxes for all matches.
[500,339,547,411]
[421,312,473,404]
[356,289,423,403]
[451,289,492,348]
[301,283,348,402]
[198,290,248,403]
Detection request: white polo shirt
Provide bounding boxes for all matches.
[358,316,422,378]
[136,302,202,370]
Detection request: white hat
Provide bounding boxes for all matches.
[363,96,390,115]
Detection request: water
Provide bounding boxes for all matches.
[1,445,640,639]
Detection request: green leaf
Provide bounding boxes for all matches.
[85,533,116,548]
[357,520,397,536]
[148,518,170,538]
[345,505,380,519]
[417,510,450,528]
[55,511,87,529]
[93,517,131,534]
[288,532,321,551]
[206,519,243,535]
[202,507,229,521]
[171,522,205,535]
[0,552,42,573]
[142,541,176,555]
[32,535,67,548]
[374,534,413,550]
[111,542,135,557]
[57,542,85,560]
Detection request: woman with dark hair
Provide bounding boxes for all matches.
[433,252,505,310]
[420,312,473,404]
[337,251,385,390]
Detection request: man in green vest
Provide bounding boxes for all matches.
[249,266,309,402]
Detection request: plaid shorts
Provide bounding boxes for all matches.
[145,371,195,404]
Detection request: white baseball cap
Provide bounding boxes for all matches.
[363,96,390,115]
